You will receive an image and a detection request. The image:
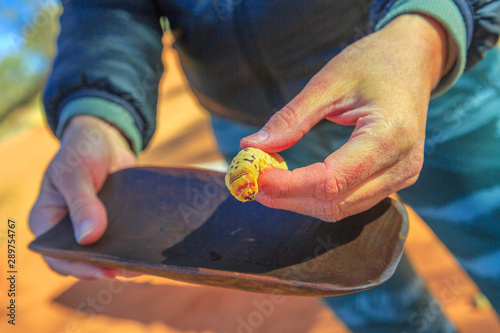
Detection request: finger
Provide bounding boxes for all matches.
[257,190,389,223]
[257,157,420,221]
[30,175,115,279]
[258,118,406,200]
[116,269,142,278]
[257,181,390,222]
[240,71,359,153]
[45,257,116,280]
[29,176,69,237]
[256,193,339,221]
[240,105,316,152]
[46,161,108,245]
[332,154,421,211]
[257,163,328,198]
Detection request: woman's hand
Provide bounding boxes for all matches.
[241,14,454,222]
[29,115,137,278]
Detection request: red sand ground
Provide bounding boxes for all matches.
[0,42,499,333]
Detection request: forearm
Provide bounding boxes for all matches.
[371,0,500,95]
[383,14,456,90]
[43,0,164,155]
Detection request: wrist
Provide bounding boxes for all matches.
[63,115,135,155]
[385,14,456,90]
[55,97,143,155]
[414,14,457,77]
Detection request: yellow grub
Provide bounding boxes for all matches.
[225,147,288,202]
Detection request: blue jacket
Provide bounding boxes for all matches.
[44,0,500,154]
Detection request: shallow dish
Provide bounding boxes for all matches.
[29,167,408,296]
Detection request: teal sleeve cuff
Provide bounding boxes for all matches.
[375,0,467,97]
[55,98,143,155]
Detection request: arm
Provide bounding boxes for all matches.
[31,0,164,278]
[371,0,500,95]
[240,13,450,221]
[43,0,164,154]
[239,1,500,222]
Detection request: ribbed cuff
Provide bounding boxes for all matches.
[375,0,467,97]
[56,98,143,155]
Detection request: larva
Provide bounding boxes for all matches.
[225,147,288,202]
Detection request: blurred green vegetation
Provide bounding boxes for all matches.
[0,1,60,123]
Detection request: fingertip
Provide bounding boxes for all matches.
[74,219,95,244]
[100,267,118,279]
[254,190,275,208]
[71,197,108,245]
[45,257,116,280]
[241,130,269,148]
[116,269,142,278]
[74,217,108,245]
[257,168,291,194]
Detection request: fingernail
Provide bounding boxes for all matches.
[245,130,269,143]
[75,219,94,243]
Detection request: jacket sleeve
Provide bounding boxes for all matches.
[43,0,164,154]
[370,0,500,95]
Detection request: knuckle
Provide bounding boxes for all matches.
[372,133,399,162]
[395,152,424,191]
[410,157,424,178]
[404,175,419,188]
[45,161,74,189]
[391,115,422,152]
[273,105,299,128]
[318,201,344,222]
[28,204,40,232]
[372,114,421,160]
[405,151,424,180]
[317,170,348,201]
[67,196,98,220]
[46,156,64,180]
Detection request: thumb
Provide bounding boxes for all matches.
[53,167,108,245]
[241,77,345,152]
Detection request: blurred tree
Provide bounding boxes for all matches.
[0,0,60,122]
